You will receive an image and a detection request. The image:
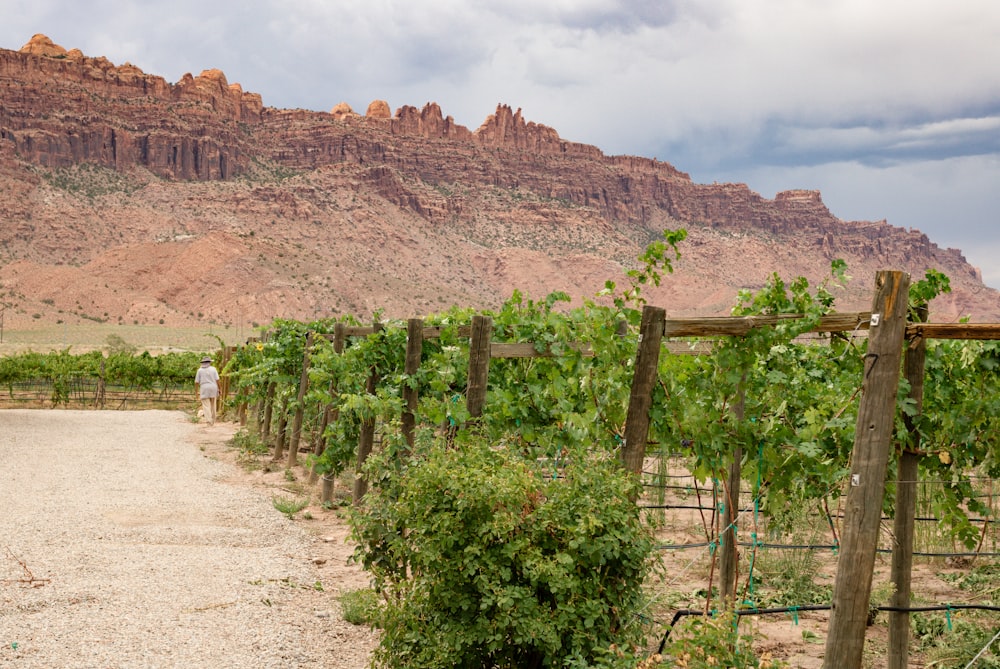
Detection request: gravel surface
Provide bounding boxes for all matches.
[0,410,376,668]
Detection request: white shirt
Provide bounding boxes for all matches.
[195,365,220,398]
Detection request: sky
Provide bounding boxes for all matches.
[3,0,999,287]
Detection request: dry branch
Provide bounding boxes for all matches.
[2,546,51,587]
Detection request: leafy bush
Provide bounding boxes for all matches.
[230,428,270,469]
[339,587,383,626]
[271,496,308,519]
[662,610,785,668]
[351,439,655,668]
[917,614,1000,667]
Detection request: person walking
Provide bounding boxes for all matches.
[195,356,220,425]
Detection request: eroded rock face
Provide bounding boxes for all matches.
[18,34,67,57]
[330,102,356,118]
[0,35,998,327]
[1,35,261,179]
[365,100,391,119]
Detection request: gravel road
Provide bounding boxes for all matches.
[0,410,376,668]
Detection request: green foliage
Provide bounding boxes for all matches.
[351,439,654,669]
[662,610,785,668]
[339,587,383,626]
[940,562,1000,599]
[217,244,1000,663]
[915,613,1000,667]
[0,349,205,404]
[909,268,951,315]
[230,428,270,469]
[897,271,1000,547]
[753,548,832,609]
[41,162,143,199]
[271,496,308,519]
[600,228,687,311]
[653,261,860,520]
[105,333,137,355]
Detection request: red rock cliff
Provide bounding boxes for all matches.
[0,34,996,323]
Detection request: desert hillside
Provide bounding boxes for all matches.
[2,34,998,336]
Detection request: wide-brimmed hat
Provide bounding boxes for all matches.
[201,356,212,364]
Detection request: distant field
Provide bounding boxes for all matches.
[0,323,250,355]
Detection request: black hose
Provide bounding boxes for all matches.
[657,603,1000,653]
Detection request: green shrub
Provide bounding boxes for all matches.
[272,496,308,519]
[661,610,785,668]
[230,428,270,469]
[340,588,383,626]
[351,439,654,668]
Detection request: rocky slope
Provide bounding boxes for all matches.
[1,34,997,335]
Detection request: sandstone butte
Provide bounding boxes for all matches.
[1,33,998,336]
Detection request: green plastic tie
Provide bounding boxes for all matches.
[789,606,799,625]
[945,605,953,631]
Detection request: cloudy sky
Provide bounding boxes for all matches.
[3,1,999,286]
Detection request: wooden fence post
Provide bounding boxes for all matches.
[824,270,910,668]
[888,304,927,669]
[272,395,290,461]
[353,320,382,505]
[621,305,665,478]
[313,322,346,489]
[260,380,276,442]
[401,318,423,455]
[217,345,236,418]
[237,337,258,425]
[466,315,492,421]
[286,332,313,468]
[96,357,106,409]
[719,382,745,606]
[253,331,272,433]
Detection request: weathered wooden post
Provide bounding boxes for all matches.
[236,337,258,426]
[621,305,665,480]
[217,345,236,418]
[824,270,910,668]
[272,395,290,461]
[401,318,423,455]
[96,357,107,409]
[260,380,276,442]
[318,323,346,500]
[286,332,313,468]
[253,331,272,433]
[353,320,382,505]
[466,315,492,422]
[719,382,745,606]
[888,304,927,669]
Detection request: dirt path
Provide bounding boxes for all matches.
[0,410,376,668]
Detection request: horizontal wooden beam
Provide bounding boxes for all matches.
[315,315,1000,348]
[320,325,472,340]
[906,323,1000,341]
[663,311,871,337]
[490,342,594,358]
[664,340,716,355]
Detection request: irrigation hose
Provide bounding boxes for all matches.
[657,603,1000,654]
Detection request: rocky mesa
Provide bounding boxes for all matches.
[1,33,998,335]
